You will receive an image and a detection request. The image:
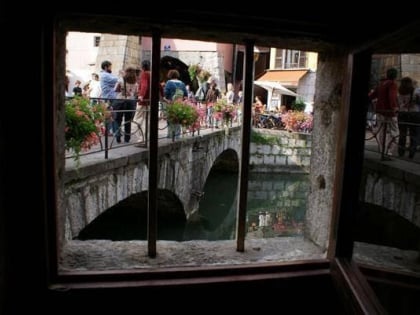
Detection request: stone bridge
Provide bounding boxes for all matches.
[63,127,314,240]
[63,125,420,243]
[64,127,242,240]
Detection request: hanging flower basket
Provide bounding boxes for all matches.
[166,100,200,141]
[65,96,109,164]
[213,99,236,127]
[188,64,211,83]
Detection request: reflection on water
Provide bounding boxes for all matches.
[246,173,308,239]
[197,171,309,240]
[195,169,238,240]
[76,171,309,242]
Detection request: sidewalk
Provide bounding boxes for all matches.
[66,124,420,168]
[364,127,420,165]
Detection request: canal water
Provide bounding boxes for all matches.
[76,171,309,241]
[196,170,309,240]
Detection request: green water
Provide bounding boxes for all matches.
[76,172,309,241]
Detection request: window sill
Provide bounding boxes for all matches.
[59,236,326,273]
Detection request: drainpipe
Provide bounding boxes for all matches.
[232,44,238,92]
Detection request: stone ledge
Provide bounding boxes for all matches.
[363,150,420,188]
[353,242,419,276]
[60,237,325,271]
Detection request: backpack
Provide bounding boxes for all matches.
[173,86,185,101]
[195,86,205,101]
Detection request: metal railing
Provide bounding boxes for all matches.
[365,110,420,163]
[66,97,420,164]
[64,97,240,161]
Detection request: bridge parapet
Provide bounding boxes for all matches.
[361,151,420,228]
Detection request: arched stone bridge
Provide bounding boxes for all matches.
[64,127,242,240]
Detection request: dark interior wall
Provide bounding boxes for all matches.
[2,18,49,313]
[46,275,343,313]
[0,14,342,312]
[369,281,420,315]
[0,122,4,315]
[2,10,419,314]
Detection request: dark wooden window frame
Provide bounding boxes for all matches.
[41,14,418,313]
[50,18,334,284]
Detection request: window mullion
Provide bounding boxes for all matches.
[147,31,161,258]
[236,40,255,252]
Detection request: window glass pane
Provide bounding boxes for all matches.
[275,49,284,69]
[299,52,307,68]
[354,53,420,276]
[94,36,100,47]
[59,28,333,273]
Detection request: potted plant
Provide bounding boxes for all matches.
[166,100,199,141]
[65,96,109,164]
[188,64,211,83]
[291,98,306,111]
[213,99,236,133]
[280,110,313,133]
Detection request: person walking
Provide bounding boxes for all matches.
[99,60,119,135]
[88,73,101,104]
[133,60,151,143]
[369,68,399,157]
[205,78,221,128]
[113,66,138,143]
[163,69,188,102]
[397,77,419,159]
[72,80,83,97]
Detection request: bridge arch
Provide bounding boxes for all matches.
[76,189,186,241]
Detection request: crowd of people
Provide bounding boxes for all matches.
[368,68,420,159]
[65,58,319,147]
[66,63,419,158]
[65,60,246,145]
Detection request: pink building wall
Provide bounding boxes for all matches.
[66,32,101,88]
[141,37,233,73]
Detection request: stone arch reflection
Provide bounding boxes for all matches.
[185,149,239,240]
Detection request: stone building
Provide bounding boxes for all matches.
[370,53,420,87]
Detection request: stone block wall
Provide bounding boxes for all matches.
[361,153,420,228]
[401,53,420,83]
[249,129,311,174]
[95,34,141,74]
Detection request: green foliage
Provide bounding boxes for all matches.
[197,69,211,83]
[291,98,306,112]
[188,64,211,83]
[250,130,278,145]
[188,64,200,81]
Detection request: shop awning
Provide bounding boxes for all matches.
[253,80,297,97]
[256,69,308,87]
